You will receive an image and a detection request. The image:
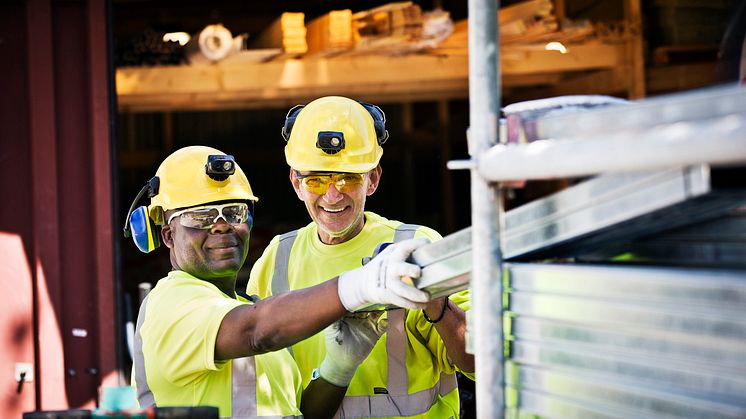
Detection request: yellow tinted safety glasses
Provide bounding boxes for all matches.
[296,172,366,195]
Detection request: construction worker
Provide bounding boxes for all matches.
[249,96,474,418]
[125,145,432,418]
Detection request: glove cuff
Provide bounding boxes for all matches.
[319,356,356,387]
[337,271,364,312]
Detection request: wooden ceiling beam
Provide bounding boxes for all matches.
[117,43,627,112]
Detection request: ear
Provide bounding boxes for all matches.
[161,223,175,249]
[290,168,304,201]
[366,165,382,196]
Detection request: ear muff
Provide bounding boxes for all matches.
[358,102,389,145]
[123,176,161,253]
[282,105,305,142]
[281,101,389,145]
[129,206,160,253]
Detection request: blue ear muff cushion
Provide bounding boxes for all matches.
[358,102,389,145]
[282,105,305,142]
[130,206,160,253]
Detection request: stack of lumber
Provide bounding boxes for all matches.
[354,2,423,39]
[306,10,354,56]
[432,0,596,55]
[350,2,425,54]
[248,12,307,56]
[499,0,556,44]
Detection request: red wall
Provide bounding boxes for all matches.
[0,0,118,415]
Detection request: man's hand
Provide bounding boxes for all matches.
[337,238,430,312]
[319,312,388,387]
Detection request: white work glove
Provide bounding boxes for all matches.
[337,238,430,312]
[319,312,388,387]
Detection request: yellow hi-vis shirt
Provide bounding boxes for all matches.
[248,212,473,419]
[132,270,303,418]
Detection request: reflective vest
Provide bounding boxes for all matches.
[266,219,460,418]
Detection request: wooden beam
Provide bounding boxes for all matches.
[554,0,566,22]
[116,44,627,112]
[624,0,646,98]
[646,62,718,93]
[502,43,626,74]
[437,99,455,233]
[547,69,629,96]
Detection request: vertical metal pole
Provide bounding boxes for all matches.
[468,0,504,418]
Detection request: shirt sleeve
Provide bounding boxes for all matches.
[247,235,281,299]
[145,281,245,386]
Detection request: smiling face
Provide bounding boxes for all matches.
[291,166,381,245]
[161,201,251,285]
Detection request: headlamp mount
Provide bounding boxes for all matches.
[316,131,346,154]
[205,154,236,181]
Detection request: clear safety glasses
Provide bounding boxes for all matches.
[295,172,366,195]
[167,202,253,230]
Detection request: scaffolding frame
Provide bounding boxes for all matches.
[465,1,746,417]
[467,0,505,417]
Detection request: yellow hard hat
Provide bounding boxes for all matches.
[282,96,389,173]
[148,145,258,224]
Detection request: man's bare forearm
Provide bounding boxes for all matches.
[216,279,346,359]
[424,297,474,373]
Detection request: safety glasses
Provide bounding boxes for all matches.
[167,202,253,230]
[295,172,366,195]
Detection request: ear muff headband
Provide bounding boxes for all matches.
[281,101,389,145]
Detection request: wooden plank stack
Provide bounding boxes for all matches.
[433,0,597,55]
[248,12,307,56]
[306,10,354,56]
[351,2,424,54]
[499,0,556,44]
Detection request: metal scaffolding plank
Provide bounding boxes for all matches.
[537,84,746,140]
[502,165,746,260]
[355,228,472,311]
[455,86,746,182]
[503,263,746,417]
[506,363,746,419]
[508,316,746,370]
[507,292,746,341]
[504,263,746,308]
[412,227,471,299]
[579,214,746,268]
[509,340,746,403]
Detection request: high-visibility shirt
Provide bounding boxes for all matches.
[248,212,473,419]
[132,270,303,418]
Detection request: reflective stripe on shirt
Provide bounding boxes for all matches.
[333,308,458,418]
[231,357,258,418]
[134,295,155,408]
[271,223,457,418]
[231,358,303,418]
[392,224,420,243]
[335,372,458,418]
[272,230,299,296]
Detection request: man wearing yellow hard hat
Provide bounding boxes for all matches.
[249,97,474,418]
[125,145,433,418]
